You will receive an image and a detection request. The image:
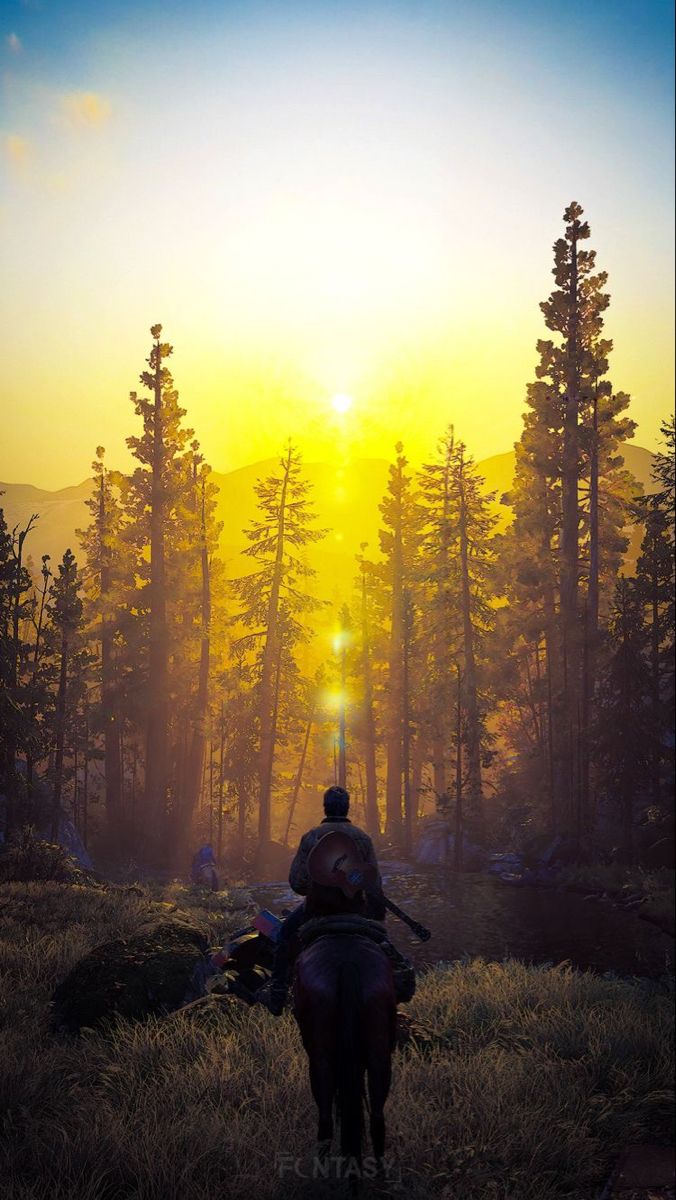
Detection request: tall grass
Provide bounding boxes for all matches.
[0,881,673,1199]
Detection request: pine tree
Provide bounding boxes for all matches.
[594,578,651,861]
[0,504,17,833]
[24,553,52,816]
[636,498,673,805]
[355,544,381,837]
[232,443,325,845]
[377,443,420,844]
[653,415,675,512]
[0,507,37,837]
[46,549,83,841]
[502,202,636,839]
[77,448,125,838]
[179,446,223,839]
[635,418,676,809]
[123,324,194,852]
[219,659,258,851]
[418,428,463,810]
[446,439,497,840]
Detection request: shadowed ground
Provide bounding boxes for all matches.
[0,878,673,1199]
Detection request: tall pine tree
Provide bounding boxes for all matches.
[232,443,325,845]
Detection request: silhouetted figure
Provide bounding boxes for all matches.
[264,785,384,1014]
[190,844,219,891]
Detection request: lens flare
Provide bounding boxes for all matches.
[331,393,353,414]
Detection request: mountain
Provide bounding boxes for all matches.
[0,444,657,584]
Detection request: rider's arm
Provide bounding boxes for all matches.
[288,834,312,895]
[360,833,386,919]
[362,834,383,890]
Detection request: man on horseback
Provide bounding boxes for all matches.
[290,784,385,918]
[263,784,385,1014]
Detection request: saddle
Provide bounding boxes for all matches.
[298,913,388,949]
[297,914,417,1004]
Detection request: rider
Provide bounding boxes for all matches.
[263,784,385,1015]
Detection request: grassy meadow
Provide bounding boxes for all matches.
[0,878,673,1200]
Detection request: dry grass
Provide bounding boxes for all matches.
[0,881,673,1200]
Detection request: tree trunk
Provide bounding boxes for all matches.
[238,782,247,849]
[82,701,89,849]
[649,527,662,805]
[581,387,600,843]
[360,566,380,837]
[385,476,404,843]
[402,589,413,854]
[454,666,463,871]
[560,224,581,832]
[432,443,452,811]
[50,632,69,842]
[144,336,169,849]
[283,699,315,846]
[217,705,225,862]
[185,477,211,830]
[26,558,50,819]
[457,449,483,835]
[411,735,425,823]
[338,640,347,788]
[258,448,291,844]
[99,471,122,839]
[5,522,33,838]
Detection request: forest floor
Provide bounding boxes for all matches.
[0,876,674,1200]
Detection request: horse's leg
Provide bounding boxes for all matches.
[364,980,396,1167]
[366,1035,391,1163]
[308,1053,335,1145]
[295,950,339,1153]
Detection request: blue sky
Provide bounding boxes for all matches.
[1,0,674,486]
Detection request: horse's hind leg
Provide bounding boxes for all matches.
[309,1057,335,1145]
[366,1035,393,1163]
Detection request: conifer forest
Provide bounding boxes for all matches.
[1,204,674,874]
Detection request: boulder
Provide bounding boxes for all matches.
[487,852,524,878]
[54,817,93,871]
[51,919,210,1033]
[414,820,485,869]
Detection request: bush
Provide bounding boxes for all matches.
[0,827,87,884]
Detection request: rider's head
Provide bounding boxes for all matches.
[323,785,350,818]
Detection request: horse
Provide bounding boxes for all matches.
[292,925,397,1178]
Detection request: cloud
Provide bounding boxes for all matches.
[6,32,22,53]
[60,91,112,128]
[5,134,30,168]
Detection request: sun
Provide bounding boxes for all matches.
[331,392,353,414]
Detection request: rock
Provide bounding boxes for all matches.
[414,820,485,869]
[165,992,245,1029]
[487,852,524,878]
[51,919,210,1033]
[55,817,93,871]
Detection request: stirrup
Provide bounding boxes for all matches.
[259,980,287,1016]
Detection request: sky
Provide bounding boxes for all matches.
[1,0,674,489]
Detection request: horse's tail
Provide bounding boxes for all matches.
[336,958,364,1167]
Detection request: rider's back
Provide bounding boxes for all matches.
[289,814,385,919]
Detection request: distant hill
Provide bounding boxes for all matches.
[0,444,656,586]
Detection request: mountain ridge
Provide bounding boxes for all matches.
[1,445,656,577]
